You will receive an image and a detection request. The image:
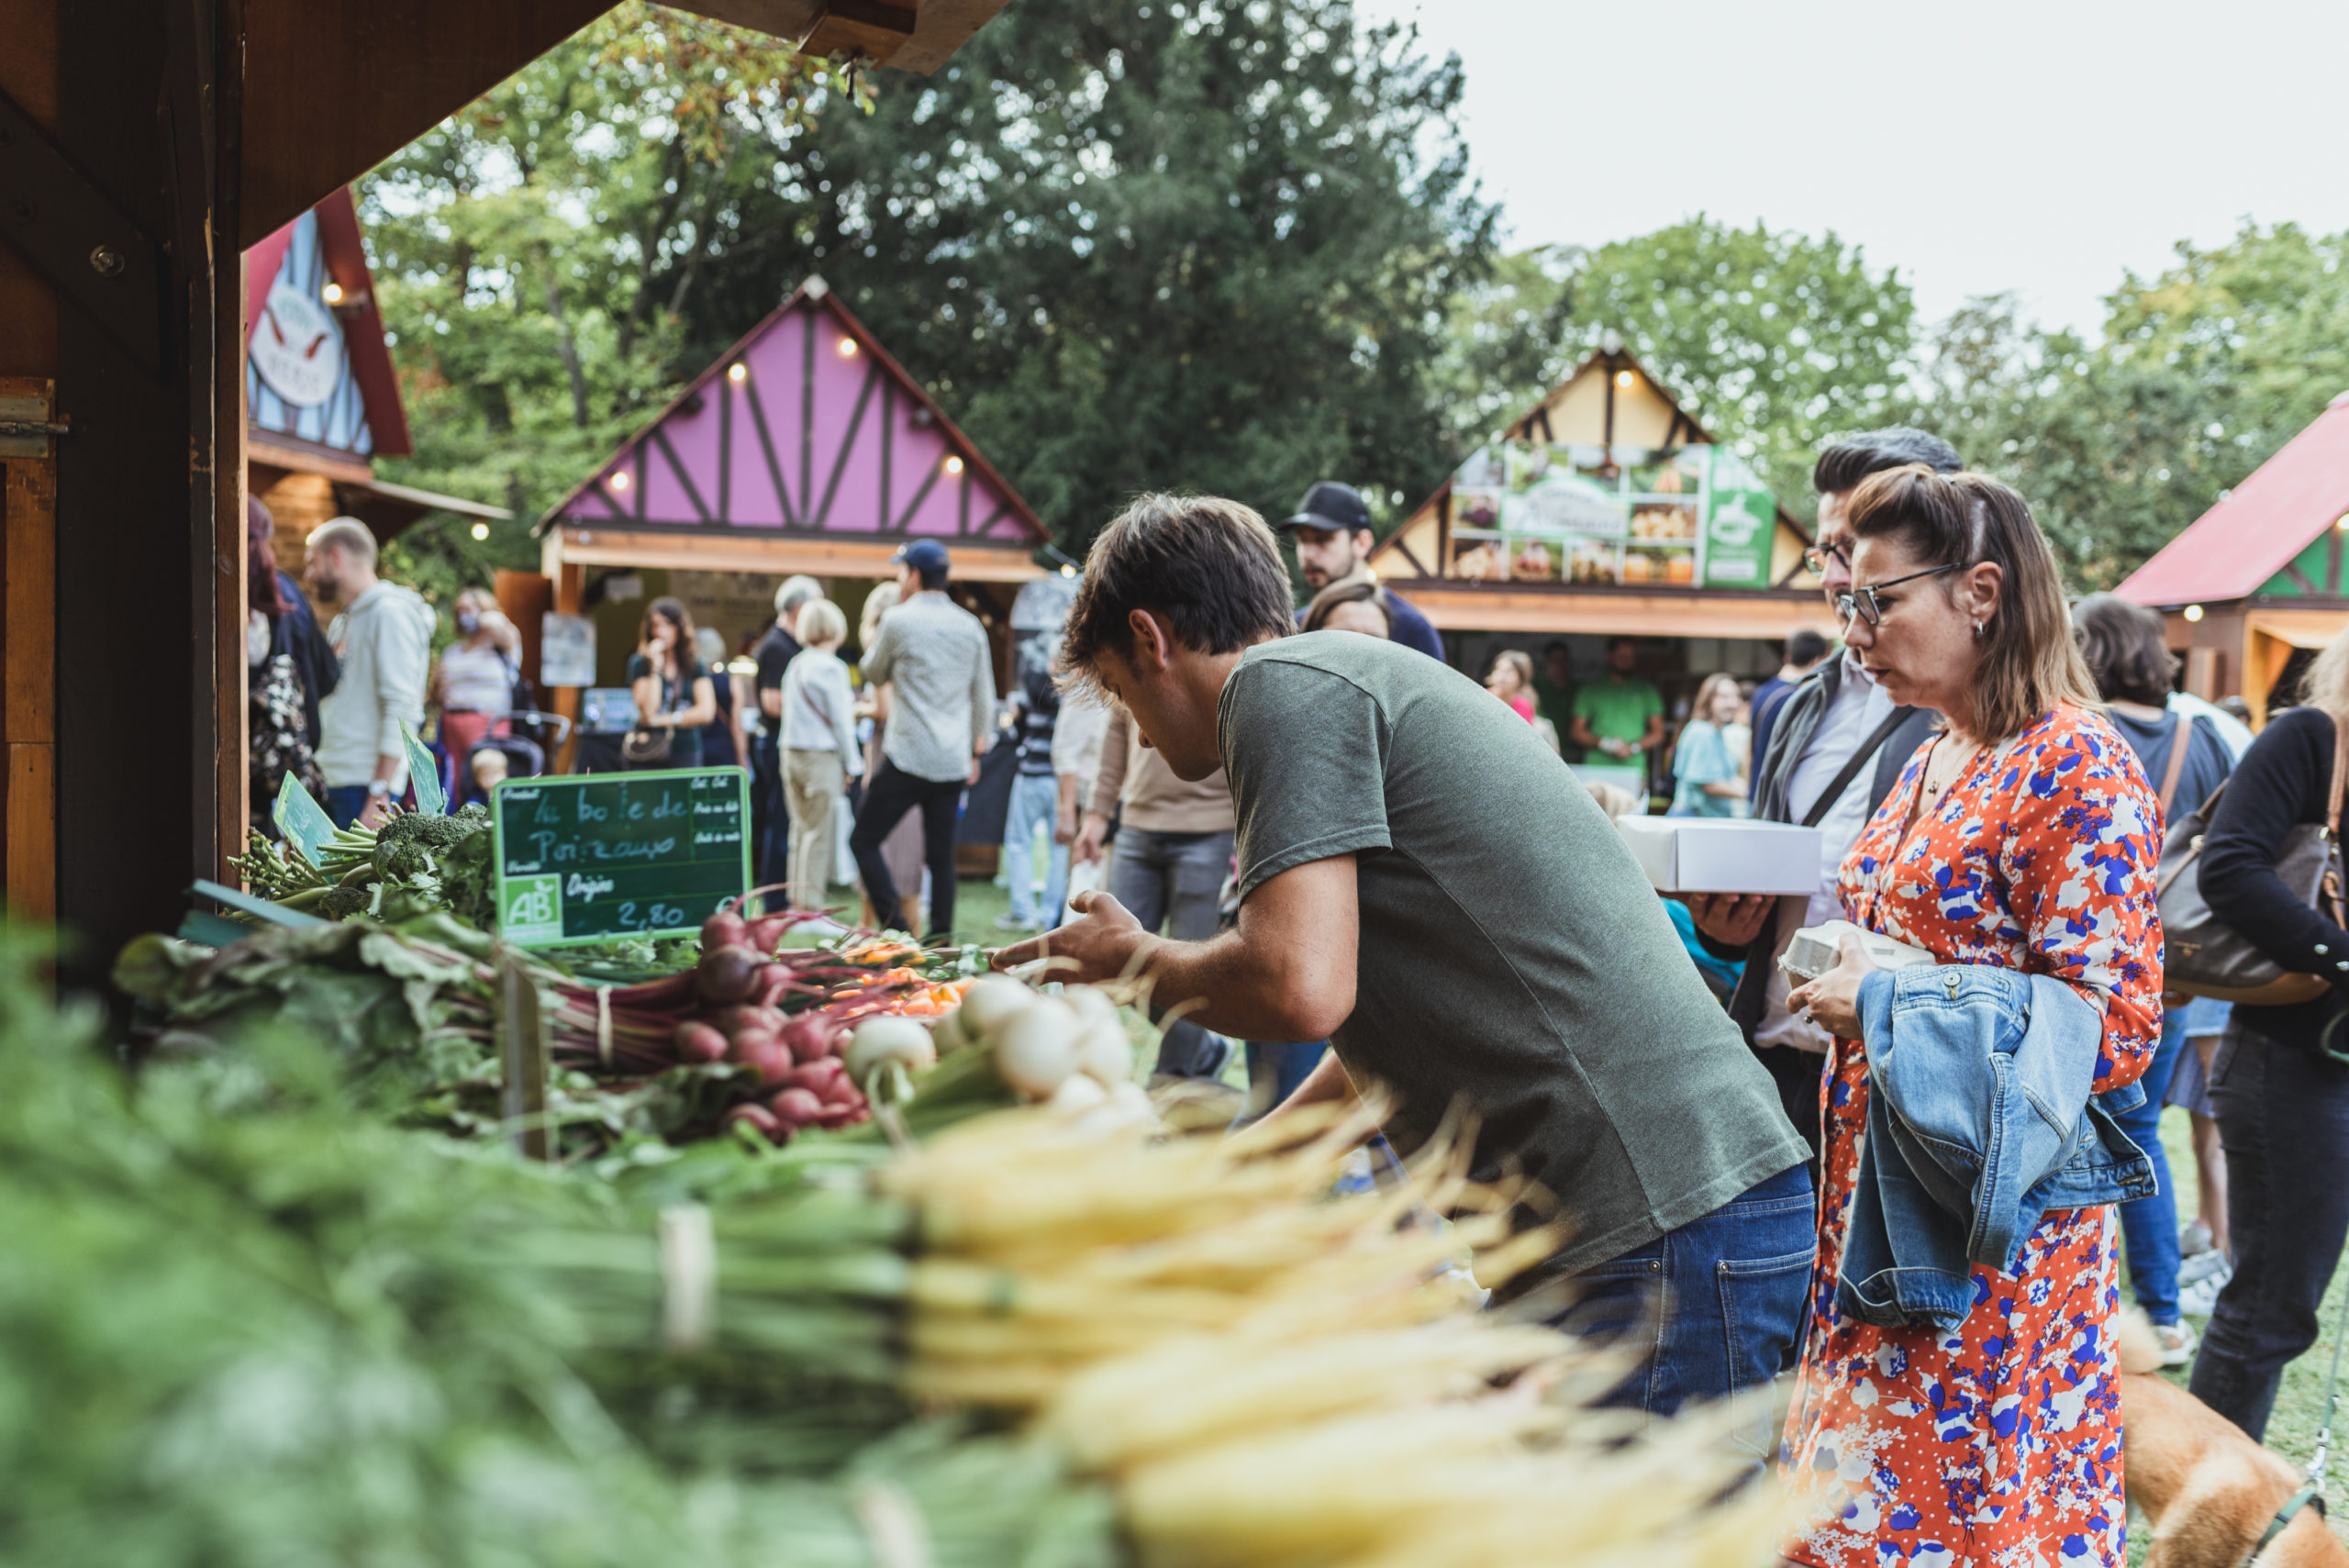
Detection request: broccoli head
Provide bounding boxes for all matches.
[318,885,373,920]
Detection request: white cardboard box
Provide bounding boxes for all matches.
[1614,816,1823,896]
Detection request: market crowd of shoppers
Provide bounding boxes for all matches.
[751,574,825,887]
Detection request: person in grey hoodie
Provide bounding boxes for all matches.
[304,517,432,828]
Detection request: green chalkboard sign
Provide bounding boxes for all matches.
[489,767,751,947]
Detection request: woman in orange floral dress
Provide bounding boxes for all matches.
[1784,467,2163,1568]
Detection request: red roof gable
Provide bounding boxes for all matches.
[2117,395,2349,606]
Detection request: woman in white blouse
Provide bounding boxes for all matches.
[779,597,863,909]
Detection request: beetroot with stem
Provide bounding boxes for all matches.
[709,1004,786,1040]
[732,1036,794,1086]
[702,910,750,951]
[779,1012,844,1061]
[696,944,767,1006]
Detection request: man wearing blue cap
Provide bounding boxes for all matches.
[1277,482,1445,661]
[850,539,996,937]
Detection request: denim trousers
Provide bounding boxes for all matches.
[1001,771,1069,926]
[325,784,373,829]
[1106,827,1233,1077]
[850,758,964,938]
[1546,1162,1815,1454]
[749,735,789,889]
[2188,1018,2349,1440]
[2114,1008,2190,1325]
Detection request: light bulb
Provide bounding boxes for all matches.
[1059,563,1075,578]
[321,282,344,305]
[838,337,858,357]
[609,471,631,493]
[1614,370,1635,389]
[2183,605,2205,623]
[470,522,490,541]
[944,455,964,474]
[728,362,748,384]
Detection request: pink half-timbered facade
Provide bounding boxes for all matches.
[541,277,1049,584]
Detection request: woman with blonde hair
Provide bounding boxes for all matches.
[432,586,519,802]
[1669,672,1747,817]
[2188,622,2349,1439]
[1781,466,2161,1567]
[779,598,861,909]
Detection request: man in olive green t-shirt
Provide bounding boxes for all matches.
[996,494,1810,1430]
[1569,636,1664,765]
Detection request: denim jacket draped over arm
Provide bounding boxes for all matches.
[1836,964,2155,1330]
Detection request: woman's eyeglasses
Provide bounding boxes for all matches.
[1801,541,1851,576]
[1835,562,1964,626]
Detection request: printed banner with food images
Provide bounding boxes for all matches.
[1447,439,1776,590]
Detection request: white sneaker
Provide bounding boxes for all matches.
[2158,1319,2199,1368]
[2179,1264,2233,1318]
[2179,1248,2231,1285]
[2180,1220,2214,1259]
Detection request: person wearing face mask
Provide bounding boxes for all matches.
[305,517,433,828]
[1681,429,1959,1157]
[431,586,519,804]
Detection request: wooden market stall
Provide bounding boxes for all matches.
[2116,390,2349,724]
[1369,347,1835,789]
[0,0,1017,986]
[535,276,1050,756]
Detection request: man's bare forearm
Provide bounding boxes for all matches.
[1130,920,1353,1043]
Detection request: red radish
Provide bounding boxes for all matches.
[770,1087,824,1126]
[732,1036,794,1085]
[726,1103,788,1143]
[696,945,766,1006]
[710,1004,786,1040]
[814,1102,865,1129]
[674,1021,729,1062]
[780,1013,843,1060]
[702,911,750,951]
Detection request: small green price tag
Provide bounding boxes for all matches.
[273,771,338,862]
[402,720,446,817]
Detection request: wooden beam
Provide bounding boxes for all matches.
[0,383,55,919]
[1392,584,1839,641]
[555,524,1042,582]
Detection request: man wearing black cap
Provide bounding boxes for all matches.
[849,539,996,937]
[1278,483,1445,660]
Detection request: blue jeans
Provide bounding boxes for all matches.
[2189,1018,2349,1440]
[326,785,373,829]
[1246,1040,1327,1106]
[1002,771,1069,926]
[2115,1009,2190,1324]
[1106,826,1233,1078]
[1547,1163,1815,1453]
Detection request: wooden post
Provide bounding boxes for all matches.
[495,946,550,1161]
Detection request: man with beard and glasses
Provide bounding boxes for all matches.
[304,517,433,828]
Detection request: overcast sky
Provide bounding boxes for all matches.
[1355,0,2349,339]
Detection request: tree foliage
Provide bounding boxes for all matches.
[361,5,865,598]
[705,0,1499,543]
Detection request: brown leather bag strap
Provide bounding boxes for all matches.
[2156,713,2192,816]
